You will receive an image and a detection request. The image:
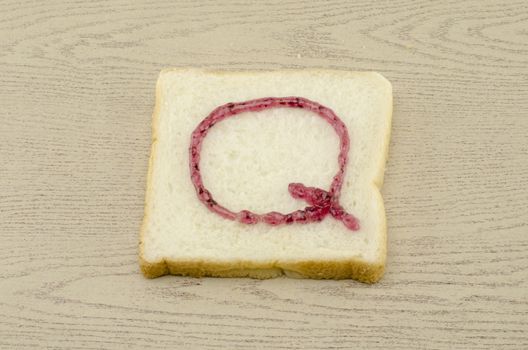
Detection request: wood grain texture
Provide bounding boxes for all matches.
[1,0,527,348]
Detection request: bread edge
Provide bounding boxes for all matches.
[139,68,392,283]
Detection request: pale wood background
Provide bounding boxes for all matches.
[1,0,527,349]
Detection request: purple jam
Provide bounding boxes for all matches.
[189,96,360,231]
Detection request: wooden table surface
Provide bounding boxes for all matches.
[1,1,527,349]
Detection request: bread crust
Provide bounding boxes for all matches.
[139,69,392,283]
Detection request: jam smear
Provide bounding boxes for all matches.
[189,96,360,231]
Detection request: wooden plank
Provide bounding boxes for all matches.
[1,1,527,348]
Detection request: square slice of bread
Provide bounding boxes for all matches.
[140,69,392,283]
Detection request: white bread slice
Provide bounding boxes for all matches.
[140,69,392,283]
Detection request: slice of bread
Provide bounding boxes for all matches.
[140,69,392,283]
